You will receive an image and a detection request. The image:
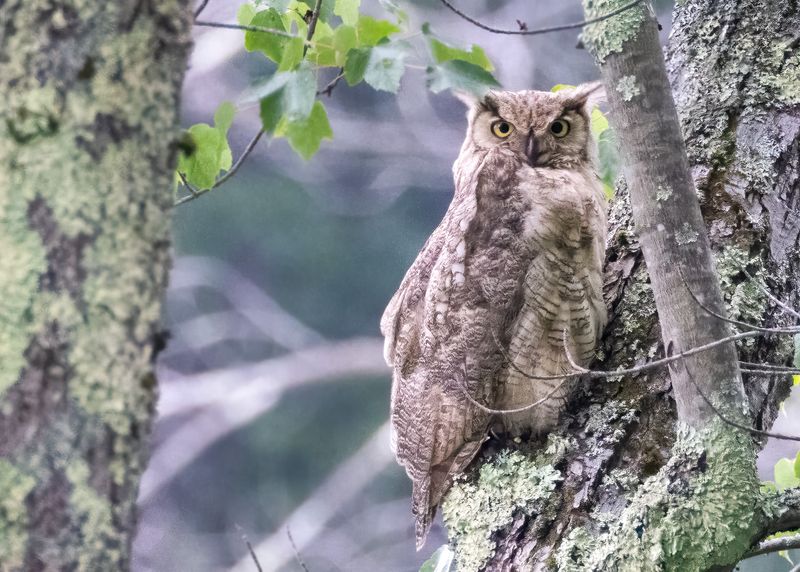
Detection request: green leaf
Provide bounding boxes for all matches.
[598,129,618,193]
[551,83,576,92]
[427,60,500,96]
[591,108,609,137]
[356,16,400,46]
[794,374,800,386]
[333,25,358,60]
[344,47,370,85]
[364,44,406,92]
[257,0,292,11]
[795,450,800,479]
[775,457,800,491]
[419,545,454,572]
[423,25,493,72]
[283,66,317,119]
[245,9,288,62]
[252,66,316,133]
[278,101,333,159]
[278,36,305,70]
[334,0,360,26]
[177,101,236,189]
[259,91,284,133]
[213,101,236,132]
[237,3,257,25]
[378,0,408,25]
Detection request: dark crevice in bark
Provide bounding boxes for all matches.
[27,196,93,300]
[0,322,71,457]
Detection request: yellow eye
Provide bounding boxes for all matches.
[549,119,570,138]
[491,120,513,138]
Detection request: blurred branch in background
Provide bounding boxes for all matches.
[166,256,325,359]
[229,421,394,572]
[141,336,387,503]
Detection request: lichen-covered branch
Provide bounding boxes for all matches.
[0,0,192,567]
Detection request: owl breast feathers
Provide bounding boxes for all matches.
[380,83,608,549]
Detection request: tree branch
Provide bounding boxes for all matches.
[744,533,800,559]
[194,20,307,42]
[437,0,646,36]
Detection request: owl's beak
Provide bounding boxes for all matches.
[525,132,539,166]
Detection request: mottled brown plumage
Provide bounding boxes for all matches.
[381,85,607,548]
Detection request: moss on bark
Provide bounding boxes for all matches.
[0,1,191,567]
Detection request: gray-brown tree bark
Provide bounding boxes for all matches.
[0,1,192,568]
[441,0,800,570]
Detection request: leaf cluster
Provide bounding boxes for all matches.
[177,0,502,189]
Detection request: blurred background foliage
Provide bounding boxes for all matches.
[131,0,800,570]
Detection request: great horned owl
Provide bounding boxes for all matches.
[381,84,607,548]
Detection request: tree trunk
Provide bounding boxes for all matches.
[441,0,800,570]
[0,2,191,569]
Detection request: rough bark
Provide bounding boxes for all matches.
[440,0,800,570]
[0,1,191,569]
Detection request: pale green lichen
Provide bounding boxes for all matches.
[655,185,672,202]
[617,270,656,361]
[760,39,800,105]
[66,459,118,569]
[580,0,647,62]
[0,1,189,566]
[442,451,561,571]
[616,75,640,101]
[715,246,767,341]
[675,222,699,245]
[0,460,36,568]
[555,419,761,571]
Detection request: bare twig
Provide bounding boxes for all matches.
[679,272,796,334]
[743,533,800,559]
[235,525,264,572]
[436,0,646,36]
[317,70,344,96]
[303,0,324,57]
[286,527,310,572]
[740,361,800,373]
[682,360,800,442]
[194,20,306,42]
[193,0,211,19]
[740,368,800,376]
[175,129,265,206]
[490,329,584,381]
[742,268,800,322]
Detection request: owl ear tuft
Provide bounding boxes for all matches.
[568,81,606,111]
[453,90,498,114]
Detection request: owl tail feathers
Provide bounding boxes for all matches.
[411,479,437,550]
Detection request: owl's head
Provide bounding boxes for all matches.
[458,83,605,169]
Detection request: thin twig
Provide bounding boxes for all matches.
[742,268,800,322]
[235,525,264,572]
[490,329,584,381]
[436,0,646,36]
[740,361,800,373]
[682,359,800,442]
[286,527,310,572]
[194,0,211,19]
[740,368,800,376]
[743,533,800,559]
[460,352,572,414]
[194,20,308,42]
[679,272,789,334]
[178,171,199,197]
[303,0,324,57]
[175,129,265,206]
[317,71,344,96]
